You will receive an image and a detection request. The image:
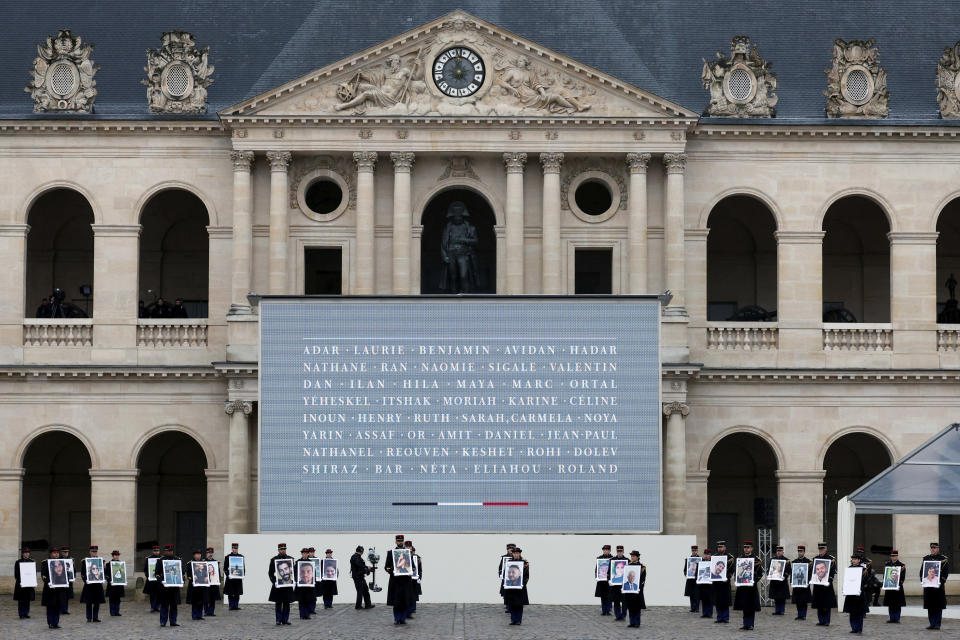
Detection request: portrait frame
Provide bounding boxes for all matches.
[296,560,316,587]
[412,555,419,580]
[686,556,700,579]
[621,566,641,593]
[608,558,628,586]
[311,558,321,583]
[921,560,941,588]
[85,557,105,584]
[322,558,338,582]
[767,558,786,582]
[696,561,712,585]
[191,561,210,586]
[734,557,755,587]
[274,558,295,588]
[791,562,809,589]
[64,558,75,582]
[710,556,728,582]
[502,560,524,589]
[227,555,245,579]
[391,548,413,577]
[147,557,159,581]
[20,562,38,588]
[47,559,69,588]
[842,565,863,596]
[110,561,127,586]
[161,559,183,587]
[595,558,611,582]
[881,565,901,591]
[206,561,220,586]
[810,558,831,587]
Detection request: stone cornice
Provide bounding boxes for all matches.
[774,230,825,244]
[887,231,940,244]
[0,121,224,135]
[695,368,960,383]
[691,123,960,140]
[775,470,827,482]
[89,468,140,481]
[91,224,142,237]
[0,365,221,379]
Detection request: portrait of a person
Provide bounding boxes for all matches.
[768,560,785,580]
[49,560,68,587]
[812,559,829,585]
[697,564,712,584]
[922,562,940,588]
[298,561,315,586]
[228,556,244,578]
[505,565,522,587]
[206,562,218,584]
[87,561,103,583]
[711,558,726,580]
[883,566,900,590]
[792,563,809,587]
[163,560,183,586]
[596,559,610,581]
[323,560,337,580]
[193,562,209,585]
[392,549,412,576]
[736,561,753,584]
[622,569,639,593]
[276,559,294,586]
[609,559,627,585]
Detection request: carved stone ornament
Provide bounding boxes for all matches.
[25,30,98,112]
[560,157,627,211]
[824,39,888,118]
[662,401,690,418]
[289,155,356,211]
[224,400,252,416]
[937,41,960,119]
[142,31,214,114]
[437,156,480,182]
[701,36,777,117]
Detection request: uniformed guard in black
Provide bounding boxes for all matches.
[223,542,244,610]
[268,542,295,625]
[712,540,734,623]
[921,541,949,630]
[790,545,812,620]
[881,549,905,623]
[309,547,319,614]
[60,545,73,614]
[811,542,837,626]
[733,541,762,630]
[623,550,647,627]
[498,543,516,612]
[41,547,68,629]
[185,549,205,620]
[295,548,316,619]
[504,546,529,625]
[79,545,105,622]
[842,554,873,634]
[13,547,36,619]
[595,544,613,615]
[404,541,420,617]
[697,549,714,618]
[683,544,700,613]
[768,545,791,615]
[106,550,125,616]
[154,544,183,627]
[855,545,881,607]
[350,545,373,609]
[385,534,416,625]
[203,547,219,616]
[609,544,628,620]
[143,544,162,612]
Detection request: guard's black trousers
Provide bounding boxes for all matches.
[353,577,371,608]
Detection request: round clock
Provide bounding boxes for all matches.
[433,47,485,98]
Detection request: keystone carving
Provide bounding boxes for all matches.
[937,41,960,119]
[26,30,98,113]
[824,39,888,118]
[702,36,777,117]
[142,31,214,114]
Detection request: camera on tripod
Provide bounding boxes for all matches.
[367,546,383,592]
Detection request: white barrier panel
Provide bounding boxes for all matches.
[224,533,693,605]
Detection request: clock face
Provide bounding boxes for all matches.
[433,47,485,98]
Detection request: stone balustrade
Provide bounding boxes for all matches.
[23,318,94,346]
[822,323,893,351]
[706,322,778,350]
[937,325,960,351]
[137,319,208,348]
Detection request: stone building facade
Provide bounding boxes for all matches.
[1,5,959,595]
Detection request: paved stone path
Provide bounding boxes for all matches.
[0,600,954,639]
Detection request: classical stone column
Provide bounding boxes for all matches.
[0,468,23,571]
[775,231,825,363]
[776,470,825,551]
[205,469,228,552]
[411,225,423,295]
[503,152,527,294]
[888,232,939,367]
[89,469,139,563]
[391,152,415,294]
[354,152,378,294]
[625,153,651,295]
[225,400,253,533]
[91,224,142,363]
[662,153,687,314]
[662,401,689,534]
[266,151,292,295]
[686,470,710,547]
[540,153,564,294]
[229,151,254,314]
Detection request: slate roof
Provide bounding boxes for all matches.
[0,0,956,123]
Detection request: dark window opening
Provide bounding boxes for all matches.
[574,248,612,294]
[305,180,343,215]
[574,180,613,216]
[305,248,342,294]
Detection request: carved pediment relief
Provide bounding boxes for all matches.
[222,12,695,120]
[824,39,888,118]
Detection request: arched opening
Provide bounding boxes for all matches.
[21,431,92,553]
[707,432,778,546]
[26,189,95,317]
[936,198,960,322]
[823,432,892,554]
[706,196,778,320]
[136,431,207,564]
[420,188,496,294]
[822,196,890,322]
[139,189,209,318]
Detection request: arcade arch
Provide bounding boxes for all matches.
[936,197,960,322]
[707,431,779,547]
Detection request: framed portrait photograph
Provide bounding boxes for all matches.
[162,559,183,587]
[502,560,524,589]
[147,557,159,581]
[412,555,420,580]
[322,558,338,581]
[191,561,210,586]
[921,560,941,588]
[686,556,699,579]
[20,562,38,589]
[297,560,315,587]
[881,565,901,591]
[596,558,611,582]
[842,565,863,596]
[734,557,755,587]
[767,558,787,581]
[791,562,809,589]
[274,558,295,588]
[47,559,69,588]
[608,559,628,586]
[696,561,712,585]
[621,566,641,593]
[206,561,220,586]
[710,556,728,582]
[64,558,75,582]
[227,555,245,579]
[392,548,413,577]
[85,557,105,584]
[810,558,831,586]
[311,558,320,583]
[110,561,127,586]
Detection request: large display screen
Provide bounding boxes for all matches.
[259,297,661,532]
